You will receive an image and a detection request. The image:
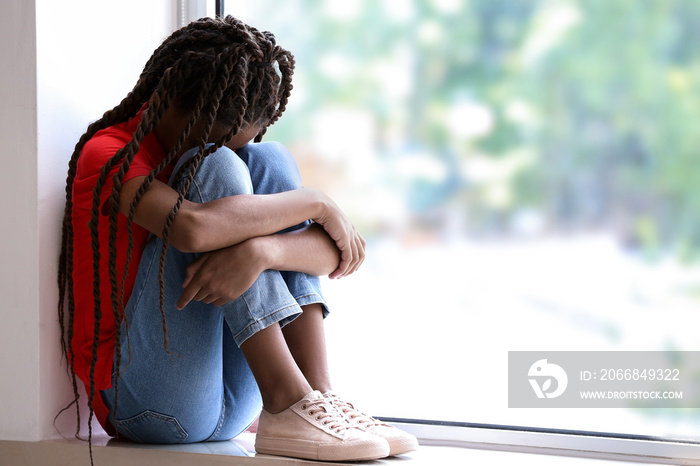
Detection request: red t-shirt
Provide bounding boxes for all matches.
[71,106,172,430]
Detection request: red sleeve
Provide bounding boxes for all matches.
[75,132,159,217]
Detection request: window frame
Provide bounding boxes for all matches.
[385,419,700,464]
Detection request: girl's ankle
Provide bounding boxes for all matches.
[261,385,312,413]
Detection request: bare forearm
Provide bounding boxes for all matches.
[123,177,362,272]
[255,223,340,277]
[183,189,327,252]
[122,176,328,252]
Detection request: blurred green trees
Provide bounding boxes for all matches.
[239,0,700,260]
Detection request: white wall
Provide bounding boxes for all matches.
[1,0,177,441]
[0,0,40,443]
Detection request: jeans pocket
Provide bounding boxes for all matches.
[116,410,188,444]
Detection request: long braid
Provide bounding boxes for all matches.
[155,50,246,337]
[114,100,205,376]
[103,60,194,442]
[84,71,181,458]
[116,47,225,323]
[157,57,227,353]
[58,16,296,465]
[117,58,214,350]
[107,69,212,437]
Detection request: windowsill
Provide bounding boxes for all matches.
[3,422,695,465]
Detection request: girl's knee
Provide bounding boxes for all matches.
[237,141,304,194]
[173,145,254,202]
[237,141,290,164]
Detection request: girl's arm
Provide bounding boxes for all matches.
[120,176,362,272]
[261,222,363,277]
[120,176,330,252]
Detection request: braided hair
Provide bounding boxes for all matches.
[56,16,294,462]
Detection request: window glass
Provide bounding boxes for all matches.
[226,0,700,441]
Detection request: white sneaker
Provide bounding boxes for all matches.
[255,390,390,461]
[324,392,419,456]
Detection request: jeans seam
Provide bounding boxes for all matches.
[190,178,204,202]
[125,247,157,314]
[206,394,227,441]
[295,292,325,304]
[294,292,316,301]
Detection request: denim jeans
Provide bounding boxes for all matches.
[101,142,327,444]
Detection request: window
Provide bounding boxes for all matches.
[225,0,699,446]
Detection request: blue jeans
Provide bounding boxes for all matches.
[101,142,327,444]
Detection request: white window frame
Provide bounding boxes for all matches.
[177,0,220,28]
[389,420,700,464]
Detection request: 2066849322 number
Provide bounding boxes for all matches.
[599,368,680,381]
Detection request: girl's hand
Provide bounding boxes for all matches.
[176,239,266,309]
[312,194,366,279]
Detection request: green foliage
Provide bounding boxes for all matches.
[256,0,700,258]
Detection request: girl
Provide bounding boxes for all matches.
[57,15,417,463]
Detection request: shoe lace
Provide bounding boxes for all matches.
[327,395,383,428]
[300,399,352,434]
